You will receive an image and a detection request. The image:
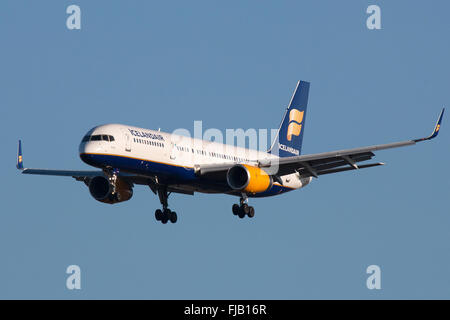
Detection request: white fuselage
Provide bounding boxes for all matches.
[79,124,311,196]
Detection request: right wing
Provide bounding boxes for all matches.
[271,108,444,178]
[196,108,444,179]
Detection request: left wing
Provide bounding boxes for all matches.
[197,108,444,178]
[16,140,194,195]
[16,140,102,179]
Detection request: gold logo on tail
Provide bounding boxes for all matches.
[286,109,304,141]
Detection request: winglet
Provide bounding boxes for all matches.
[17,140,24,170]
[414,108,445,142]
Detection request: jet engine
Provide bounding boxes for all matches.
[226,164,273,194]
[88,176,133,204]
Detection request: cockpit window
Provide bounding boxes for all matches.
[82,134,115,142]
[90,135,102,141]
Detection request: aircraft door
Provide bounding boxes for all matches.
[123,131,132,152]
[170,142,177,160]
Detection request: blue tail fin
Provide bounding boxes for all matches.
[268,80,310,157]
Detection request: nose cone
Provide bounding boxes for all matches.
[78,141,86,155]
[79,134,106,168]
[79,125,116,168]
[79,127,97,156]
[78,140,97,155]
[79,142,105,168]
[79,151,99,167]
[79,142,92,164]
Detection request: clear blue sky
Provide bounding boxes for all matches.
[1,0,449,299]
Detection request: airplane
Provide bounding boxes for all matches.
[16,81,444,224]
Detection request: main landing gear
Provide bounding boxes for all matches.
[154,187,177,224]
[232,195,255,219]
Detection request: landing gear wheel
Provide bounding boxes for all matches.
[170,211,178,224]
[161,208,170,224]
[248,206,255,218]
[155,209,162,221]
[238,206,246,219]
[232,198,255,219]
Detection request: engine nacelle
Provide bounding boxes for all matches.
[88,176,133,204]
[227,164,273,194]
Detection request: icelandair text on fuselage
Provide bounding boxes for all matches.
[128,129,164,141]
[184,304,267,317]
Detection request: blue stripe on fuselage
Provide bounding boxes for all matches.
[79,153,294,197]
[80,153,196,181]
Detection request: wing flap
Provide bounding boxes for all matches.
[316,162,385,176]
